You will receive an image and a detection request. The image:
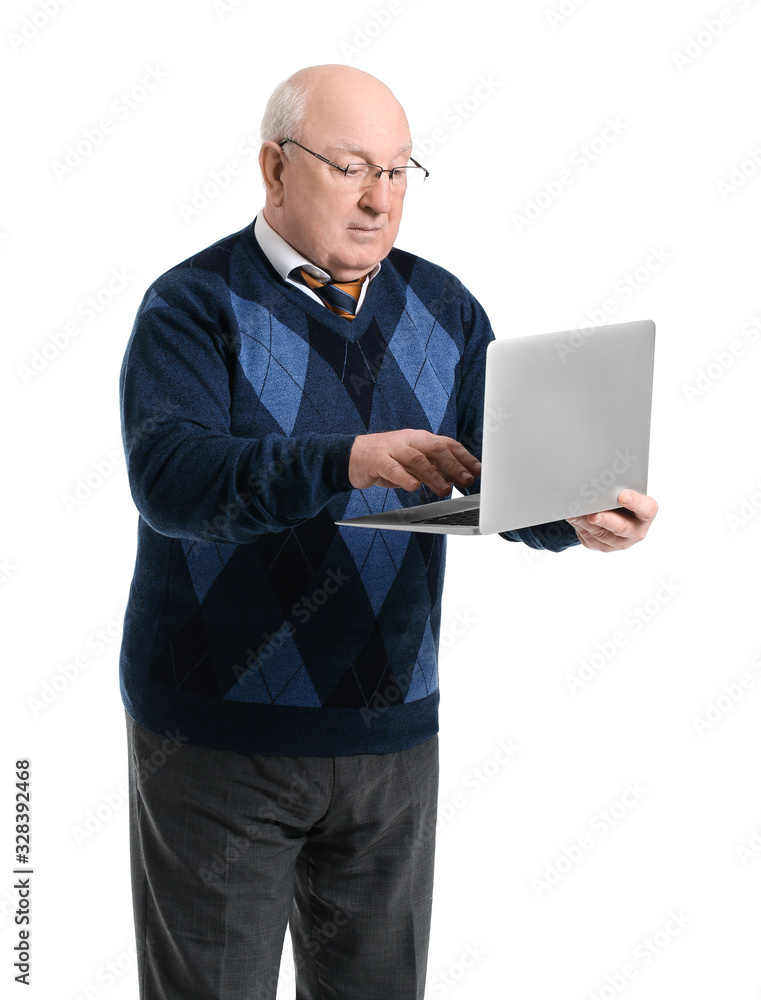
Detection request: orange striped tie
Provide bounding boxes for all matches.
[291,267,366,319]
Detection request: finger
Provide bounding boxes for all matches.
[570,522,617,551]
[567,514,611,537]
[617,489,659,522]
[569,523,601,550]
[443,437,483,475]
[427,441,478,487]
[584,510,637,538]
[373,476,414,491]
[399,447,455,496]
[567,513,621,542]
[377,457,425,492]
[409,433,481,484]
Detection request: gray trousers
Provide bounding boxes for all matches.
[125,710,439,1000]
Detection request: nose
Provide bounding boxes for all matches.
[359,171,395,214]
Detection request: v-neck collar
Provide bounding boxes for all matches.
[241,218,382,343]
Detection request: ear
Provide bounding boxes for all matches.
[259,141,287,207]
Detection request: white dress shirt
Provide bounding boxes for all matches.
[254,210,381,315]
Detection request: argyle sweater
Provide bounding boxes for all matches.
[118,218,580,756]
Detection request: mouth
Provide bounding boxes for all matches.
[348,225,383,234]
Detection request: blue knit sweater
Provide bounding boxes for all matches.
[118,218,580,756]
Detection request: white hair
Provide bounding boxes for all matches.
[259,74,313,154]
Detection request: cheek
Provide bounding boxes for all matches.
[386,209,404,243]
[291,186,336,229]
[319,205,350,239]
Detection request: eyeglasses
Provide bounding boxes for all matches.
[278,138,429,190]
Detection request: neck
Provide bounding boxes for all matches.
[261,205,373,283]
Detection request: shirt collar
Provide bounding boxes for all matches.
[254,210,381,286]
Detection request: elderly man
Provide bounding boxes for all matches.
[119,64,657,1000]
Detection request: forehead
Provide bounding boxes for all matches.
[328,139,413,162]
[304,86,411,159]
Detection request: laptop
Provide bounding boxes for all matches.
[334,318,655,535]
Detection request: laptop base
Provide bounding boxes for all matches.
[335,493,484,535]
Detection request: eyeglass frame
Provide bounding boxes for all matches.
[277,138,429,187]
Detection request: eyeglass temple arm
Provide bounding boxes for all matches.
[410,157,429,177]
[278,138,344,172]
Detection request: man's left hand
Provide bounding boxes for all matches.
[566,490,658,552]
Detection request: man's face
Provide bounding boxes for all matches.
[265,85,413,282]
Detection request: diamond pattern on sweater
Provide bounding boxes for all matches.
[337,488,412,587]
[355,529,411,616]
[406,619,438,701]
[307,314,390,429]
[390,286,460,433]
[225,627,322,706]
[181,537,236,603]
[232,294,310,435]
[322,619,393,708]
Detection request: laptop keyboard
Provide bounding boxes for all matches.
[408,507,480,526]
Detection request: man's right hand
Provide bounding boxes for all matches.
[348,429,482,497]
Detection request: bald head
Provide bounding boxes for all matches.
[258,65,414,282]
[261,64,410,152]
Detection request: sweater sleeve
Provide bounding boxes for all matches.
[119,272,357,543]
[454,286,581,554]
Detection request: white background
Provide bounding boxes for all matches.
[3,1,761,997]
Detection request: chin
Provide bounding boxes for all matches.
[334,253,382,280]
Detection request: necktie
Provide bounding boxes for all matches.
[289,267,366,319]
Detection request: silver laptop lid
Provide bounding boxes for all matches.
[478,319,655,534]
